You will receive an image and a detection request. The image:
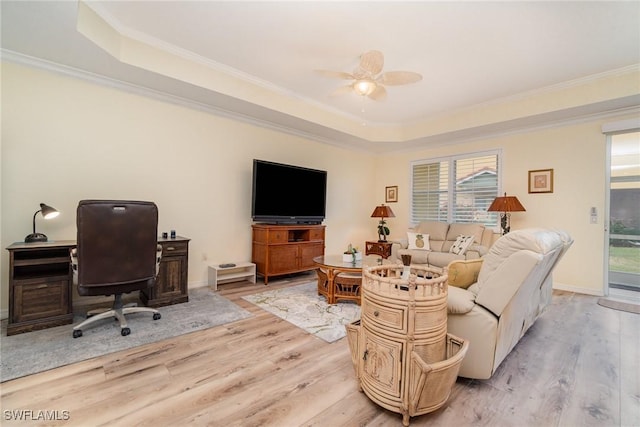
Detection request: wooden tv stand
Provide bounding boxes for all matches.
[252,224,325,285]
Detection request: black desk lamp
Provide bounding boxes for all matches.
[25,203,60,243]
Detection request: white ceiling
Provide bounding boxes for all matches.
[2,1,639,152]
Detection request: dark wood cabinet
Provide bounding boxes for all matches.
[365,240,393,259]
[141,237,190,307]
[252,224,325,284]
[6,241,75,335]
[6,236,190,335]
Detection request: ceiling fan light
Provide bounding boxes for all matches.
[354,79,376,96]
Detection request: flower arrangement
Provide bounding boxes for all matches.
[343,244,362,262]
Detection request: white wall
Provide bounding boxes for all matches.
[2,61,635,316]
[376,117,638,295]
[0,62,376,314]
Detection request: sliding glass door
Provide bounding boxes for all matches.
[608,131,640,293]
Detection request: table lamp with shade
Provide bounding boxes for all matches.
[371,204,395,242]
[487,193,525,235]
[25,203,60,243]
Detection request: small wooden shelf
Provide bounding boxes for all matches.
[6,240,76,335]
[209,262,256,290]
[365,240,393,259]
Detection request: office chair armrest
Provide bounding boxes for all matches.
[156,244,163,277]
[70,247,78,285]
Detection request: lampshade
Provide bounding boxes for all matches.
[40,203,60,219]
[371,204,396,218]
[487,193,526,213]
[25,203,60,243]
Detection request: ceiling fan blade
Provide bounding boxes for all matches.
[330,85,355,97]
[358,50,384,76]
[377,71,423,85]
[368,85,387,101]
[315,70,355,80]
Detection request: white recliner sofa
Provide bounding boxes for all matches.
[445,228,573,379]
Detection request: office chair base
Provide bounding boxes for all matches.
[72,303,161,338]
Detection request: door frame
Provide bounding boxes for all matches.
[603,119,640,300]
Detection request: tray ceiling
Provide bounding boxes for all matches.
[2,1,639,152]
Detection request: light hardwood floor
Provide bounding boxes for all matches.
[1,272,638,427]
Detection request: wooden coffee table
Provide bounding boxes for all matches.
[313,255,379,304]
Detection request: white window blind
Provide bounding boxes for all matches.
[411,151,500,227]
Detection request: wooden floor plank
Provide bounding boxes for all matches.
[620,310,640,427]
[1,274,638,427]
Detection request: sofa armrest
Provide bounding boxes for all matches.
[447,258,483,289]
[466,244,488,259]
[390,240,408,262]
[395,239,408,249]
[448,286,476,314]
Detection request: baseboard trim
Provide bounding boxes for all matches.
[1,308,8,321]
[189,281,209,289]
[553,282,604,297]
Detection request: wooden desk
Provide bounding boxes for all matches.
[6,240,75,335]
[6,236,190,335]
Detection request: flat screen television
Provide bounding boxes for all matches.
[251,159,327,224]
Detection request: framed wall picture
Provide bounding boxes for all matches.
[528,169,554,193]
[385,186,398,203]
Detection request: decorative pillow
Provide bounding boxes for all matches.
[407,232,430,250]
[449,235,475,255]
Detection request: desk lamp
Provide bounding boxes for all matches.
[371,204,395,242]
[25,203,60,243]
[487,193,525,235]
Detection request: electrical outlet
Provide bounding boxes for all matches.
[590,207,598,224]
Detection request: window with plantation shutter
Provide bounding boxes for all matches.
[411,150,501,228]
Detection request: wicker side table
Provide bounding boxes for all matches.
[346,264,468,426]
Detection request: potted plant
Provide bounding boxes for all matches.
[343,244,362,263]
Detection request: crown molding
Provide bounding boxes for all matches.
[1,49,371,150]
[3,49,638,155]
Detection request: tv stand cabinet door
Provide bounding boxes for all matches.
[299,243,325,270]
[268,245,300,274]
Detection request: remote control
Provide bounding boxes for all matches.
[219,263,236,268]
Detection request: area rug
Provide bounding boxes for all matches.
[242,282,361,343]
[597,297,640,314]
[0,287,252,382]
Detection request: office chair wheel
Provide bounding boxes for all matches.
[73,329,83,338]
[153,313,161,320]
[121,327,131,336]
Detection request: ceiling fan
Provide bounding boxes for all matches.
[317,50,422,101]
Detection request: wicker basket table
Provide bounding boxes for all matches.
[346,264,468,426]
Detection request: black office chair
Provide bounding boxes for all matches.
[71,200,162,338]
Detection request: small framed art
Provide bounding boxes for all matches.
[385,186,398,203]
[528,169,554,193]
